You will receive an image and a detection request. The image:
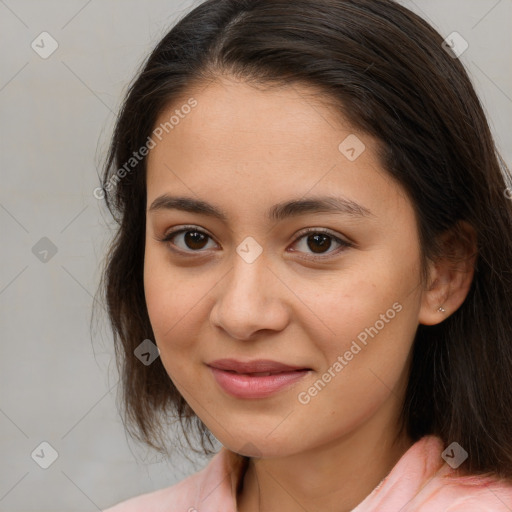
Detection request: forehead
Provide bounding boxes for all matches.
[145,77,409,225]
[149,77,360,164]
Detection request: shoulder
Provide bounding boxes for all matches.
[102,448,246,512]
[101,466,204,512]
[402,436,512,511]
[355,435,512,511]
[423,472,512,512]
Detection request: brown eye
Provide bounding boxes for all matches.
[305,233,333,254]
[161,227,216,253]
[290,229,351,260]
[182,230,209,250]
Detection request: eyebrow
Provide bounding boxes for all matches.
[148,194,373,221]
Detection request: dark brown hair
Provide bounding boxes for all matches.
[97,0,512,477]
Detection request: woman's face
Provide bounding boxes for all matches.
[144,77,426,457]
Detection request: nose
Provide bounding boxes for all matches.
[209,251,291,341]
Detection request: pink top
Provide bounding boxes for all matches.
[103,435,512,511]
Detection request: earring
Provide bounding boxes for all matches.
[438,306,446,313]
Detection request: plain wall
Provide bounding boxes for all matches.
[0,1,510,510]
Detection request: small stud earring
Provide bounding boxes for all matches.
[438,306,446,313]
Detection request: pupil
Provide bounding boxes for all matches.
[185,231,207,250]
[307,233,331,254]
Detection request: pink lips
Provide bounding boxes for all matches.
[207,358,311,399]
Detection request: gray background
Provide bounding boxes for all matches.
[0,1,510,510]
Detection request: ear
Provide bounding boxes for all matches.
[418,221,477,326]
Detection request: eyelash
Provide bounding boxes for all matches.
[157,225,353,261]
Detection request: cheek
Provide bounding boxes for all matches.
[144,249,170,333]
[295,292,417,440]
[306,262,416,348]
[302,249,421,396]
[143,265,196,388]
[143,244,216,373]
[143,248,192,353]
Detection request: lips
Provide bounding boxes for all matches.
[207,358,309,374]
[207,359,312,399]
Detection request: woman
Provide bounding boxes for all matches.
[98,0,512,510]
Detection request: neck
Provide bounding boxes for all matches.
[236,396,413,512]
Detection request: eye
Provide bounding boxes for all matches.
[158,226,352,259]
[289,228,352,260]
[159,226,217,253]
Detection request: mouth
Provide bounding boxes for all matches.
[207,359,312,399]
[207,358,311,373]
[220,370,294,377]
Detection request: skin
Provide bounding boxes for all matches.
[144,76,476,512]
